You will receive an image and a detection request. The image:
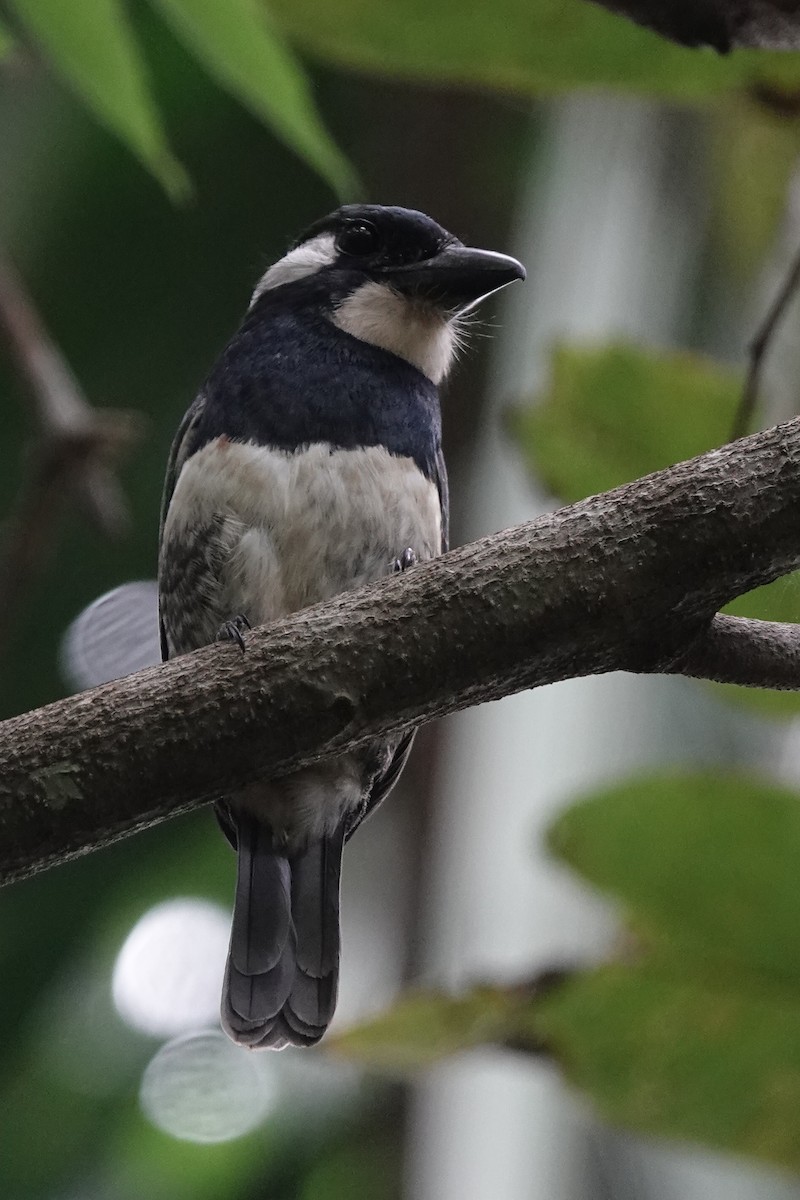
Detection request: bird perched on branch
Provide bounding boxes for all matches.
[157,205,525,1048]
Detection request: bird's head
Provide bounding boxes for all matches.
[249,205,526,384]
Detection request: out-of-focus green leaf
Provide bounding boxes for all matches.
[331,970,800,1170]
[509,342,739,504]
[548,772,800,987]
[331,968,800,1171]
[537,773,800,1170]
[0,17,15,59]
[300,1140,401,1200]
[106,1103,275,1200]
[152,0,357,199]
[9,0,188,200]
[328,984,542,1071]
[510,342,800,716]
[334,773,800,1169]
[270,0,800,100]
[711,98,800,281]
[536,965,800,1172]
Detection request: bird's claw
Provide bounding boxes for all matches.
[393,547,417,573]
[216,614,251,653]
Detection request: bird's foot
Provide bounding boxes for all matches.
[216,614,251,653]
[393,547,417,573]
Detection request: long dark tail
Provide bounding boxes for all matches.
[221,815,344,1050]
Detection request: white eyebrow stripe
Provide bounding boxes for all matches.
[249,233,337,306]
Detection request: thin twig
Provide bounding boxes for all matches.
[0,254,143,651]
[659,613,800,690]
[731,239,800,440]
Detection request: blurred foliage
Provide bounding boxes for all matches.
[509,341,740,501]
[541,773,800,1172]
[8,0,189,198]
[298,1133,402,1200]
[4,0,800,1192]
[150,0,357,196]
[7,0,354,198]
[339,968,800,1172]
[338,773,800,1171]
[273,0,800,99]
[711,96,800,280]
[329,983,543,1072]
[547,773,800,984]
[510,342,800,716]
[537,965,800,1173]
[10,0,800,205]
[0,16,14,58]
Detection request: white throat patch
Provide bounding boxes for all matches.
[250,233,336,305]
[331,281,457,384]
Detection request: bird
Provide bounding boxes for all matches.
[157,204,525,1049]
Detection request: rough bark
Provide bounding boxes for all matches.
[3,418,800,886]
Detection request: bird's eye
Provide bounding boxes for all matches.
[336,222,380,258]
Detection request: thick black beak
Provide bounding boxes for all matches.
[385,245,526,310]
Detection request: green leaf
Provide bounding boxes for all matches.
[328,984,542,1071]
[9,0,188,200]
[331,967,800,1170]
[536,965,800,1172]
[334,774,800,1169]
[269,0,800,100]
[711,99,800,282]
[151,0,357,199]
[542,769,800,1172]
[509,342,740,504]
[548,772,800,988]
[0,16,15,60]
[510,342,800,716]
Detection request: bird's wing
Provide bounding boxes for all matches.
[159,395,207,538]
[434,441,449,553]
[158,396,208,661]
[344,729,416,841]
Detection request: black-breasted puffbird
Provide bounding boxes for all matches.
[158,205,525,1049]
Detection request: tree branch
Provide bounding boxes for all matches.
[587,0,800,50]
[0,255,142,650]
[731,238,800,441]
[661,613,800,689]
[3,418,800,885]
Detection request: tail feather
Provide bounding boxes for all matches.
[224,937,296,1023]
[222,815,295,1045]
[291,829,344,978]
[222,947,296,1046]
[283,827,344,1042]
[285,971,337,1037]
[231,818,291,975]
[221,819,345,1050]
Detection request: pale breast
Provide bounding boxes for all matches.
[160,436,438,842]
[161,437,442,639]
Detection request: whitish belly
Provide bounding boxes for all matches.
[162,437,442,631]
